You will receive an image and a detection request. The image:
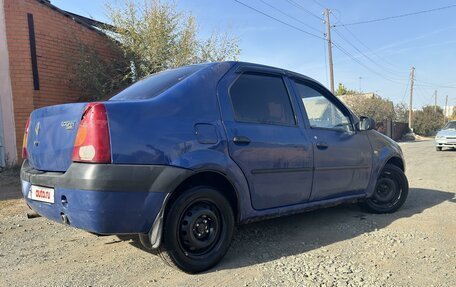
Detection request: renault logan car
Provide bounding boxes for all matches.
[21,62,408,273]
[435,120,456,151]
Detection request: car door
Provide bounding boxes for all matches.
[218,66,314,210]
[291,78,372,201]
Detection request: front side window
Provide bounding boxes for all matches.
[294,81,352,132]
[229,73,295,125]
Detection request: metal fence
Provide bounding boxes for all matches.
[375,119,410,141]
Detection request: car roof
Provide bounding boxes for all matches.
[216,61,324,87]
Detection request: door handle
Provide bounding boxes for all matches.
[233,136,251,144]
[316,141,328,149]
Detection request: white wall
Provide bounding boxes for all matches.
[444,106,454,118]
[0,0,18,166]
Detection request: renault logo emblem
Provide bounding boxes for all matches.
[35,122,40,136]
[61,121,76,130]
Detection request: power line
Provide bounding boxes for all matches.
[401,77,410,103]
[331,41,407,85]
[257,0,321,33]
[234,0,407,86]
[335,4,456,27]
[285,0,323,21]
[414,85,434,107]
[332,27,408,81]
[414,79,456,89]
[235,0,453,95]
[330,12,409,77]
[233,0,326,40]
[309,0,325,10]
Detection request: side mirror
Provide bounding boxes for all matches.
[357,116,375,131]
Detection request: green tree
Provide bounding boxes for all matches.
[335,83,357,96]
[74,43,131,101]
[76,0,240,101]
[106,0,240,79]
[412,106,444,136]
[394,102,409,123]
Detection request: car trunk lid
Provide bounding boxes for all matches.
[27,103,88,172]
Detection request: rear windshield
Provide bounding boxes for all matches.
[110,64,208,101]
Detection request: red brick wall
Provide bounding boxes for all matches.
[4,0,120,159]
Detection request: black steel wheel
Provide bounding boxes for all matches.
[178,201,221,256]
[363,164,409,213]
[158,186,234,273]
[436,146,442,151]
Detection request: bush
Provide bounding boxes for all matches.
[75,0,241,101]
[412,106,444,136]
[340,94,395,123]
[106,0,240,79]
[74,43,131,101]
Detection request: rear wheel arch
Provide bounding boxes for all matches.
[165,170,240,223]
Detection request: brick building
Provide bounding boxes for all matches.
[0,0,119,167]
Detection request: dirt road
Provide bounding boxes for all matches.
[0,140,455,287]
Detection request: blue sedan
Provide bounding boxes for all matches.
[20,61,408,273]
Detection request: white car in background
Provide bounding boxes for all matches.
[435,121,456,151]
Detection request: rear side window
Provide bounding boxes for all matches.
[110,64,208,101]
[229,73,295,125]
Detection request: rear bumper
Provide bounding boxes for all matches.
[21,160,192,234]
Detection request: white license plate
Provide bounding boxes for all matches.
[30,185,55,204]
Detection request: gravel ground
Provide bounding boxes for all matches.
[0,140,455,287]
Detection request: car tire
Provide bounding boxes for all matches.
[158,186,235,273]
[436,147,442,151]
[362,164,408,214]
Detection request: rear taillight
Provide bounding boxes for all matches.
[72,103,111,163]
[22,116,31,159]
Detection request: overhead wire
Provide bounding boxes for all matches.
[257,0,321,33]
[401,77,410,104]
[415,86,430,107]
[414,80,456,89]
[285,0,323,21]
[330,11,410,77]
[309,0,325,10]
[233,0,408,86]
[233,0,326,41]
[331,41,407,85]
[334,4,456,27]
[332,27,408,81]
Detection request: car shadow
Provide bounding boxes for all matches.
[211,187,454,272]
[107,187,454,272]
[439,148,456,152]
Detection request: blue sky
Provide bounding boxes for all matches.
[52,0,456,108]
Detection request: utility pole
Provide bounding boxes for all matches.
[434,90,437,112]
[359,76,363,93]
[408,66,415,131]
[444,95,449,124]
[324,9,334,94]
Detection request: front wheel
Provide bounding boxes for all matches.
[158,186,234,273]
[436,146,442,151]
[362,164,409,213]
